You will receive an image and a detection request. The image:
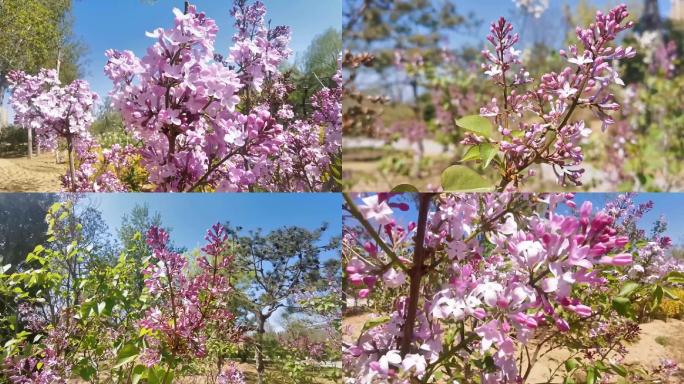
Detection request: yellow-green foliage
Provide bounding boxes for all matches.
[659,288,684,319]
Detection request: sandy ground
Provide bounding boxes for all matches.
[0,153,65,192]
[343,138,614,193]
[344,313,684,383]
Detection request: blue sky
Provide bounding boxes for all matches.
[71,0,341,101]
[82,192,342,332]
[441,0,670,48]
[349,193,684,245]
[81,193,342,260]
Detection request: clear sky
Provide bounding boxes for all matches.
[71,192,340,333]
[445,0,671,49]
[81,192,342,260]
[71,0,341,101]
[349,193,684,245]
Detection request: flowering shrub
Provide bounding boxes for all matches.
[102,0,341,192]
[0,199,342,383]
[8,69,98,191]
[604,30,684,191]
[438,5,636,192]
[138,224,241,373]
[0,203,246,383]
[342,192,683,383]
[8,0,341,192]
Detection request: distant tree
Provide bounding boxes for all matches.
[228,224,340,384]
[344,0,471,72]
[117,204,165,293]
[0,193,58,268]
[117,203,163,260]
[0,0,83,102]
[290,28,342,116]
[90,97,126,138]
[343,0,472,174]
[0,0,84,151]
[78,205,117,265]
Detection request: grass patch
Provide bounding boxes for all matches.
[655,336,671,346]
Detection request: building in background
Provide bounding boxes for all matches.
[639,0,662,31]
[673,0,684,21]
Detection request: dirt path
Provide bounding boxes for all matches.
[0,153,64,192]
[344,313,684,382]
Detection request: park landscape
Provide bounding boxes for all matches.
[0,0,342,192]
[5,0,684,383]
[0,193,342,383]
[343,0,684,193]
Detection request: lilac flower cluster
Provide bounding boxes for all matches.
[475,5,635,189]
[217,362,246,384]
[8,69,98,190]
[139,224,237,366]
[344,193,641,383]
[102,1,341,192]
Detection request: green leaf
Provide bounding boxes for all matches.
[148,366,173,384]
[510,130,525,139]
[461,145,481,162]
[666,271,684,284]
[663,288,679,300]
[455,115,493,138]
[441,165,491,191]
[77,361,96,381]
[618,282,639,297]
[391,184,419,193]
[479,143,497,169]
[97,302,106,315]
[565,358,579,371]
[132,365,145,384]
[586,367,596,384]
[114,343,139,369]
[652,285,664,310]
[147,367,160,384]
[361,316,391,334]
[611,297,631,316]
[610,363,628,377]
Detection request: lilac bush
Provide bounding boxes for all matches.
[104,1,340,192]
[8,69,98,191]
[343,192,683,383]
[437,5,637,191]
[8,0,341,192]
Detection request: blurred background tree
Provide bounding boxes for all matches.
[0,193,58,269]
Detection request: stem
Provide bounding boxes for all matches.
[184,146,244,192]
[27,125,33,158]
[399,194,433,357]
[496,66,590,192]
[342,193,408,272]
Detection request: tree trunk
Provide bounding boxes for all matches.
[66,135,76,191]
[0,81,7,132]
[255,312,266,384]
[217,354,224,377]
[27,126,33,158]
[56,47,62,80]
